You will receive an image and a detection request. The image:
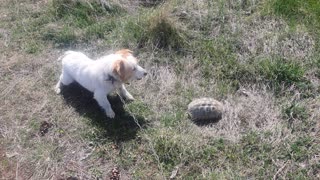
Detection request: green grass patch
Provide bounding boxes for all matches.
[46,0,123,46]
[23,40,43,54]
[282,102,316,133]
[272,0,320,23]
[154,135,183,170]
[194,37,237,80]
[271,0,320,35]
[194,37,256,88]
[159,110,185,127]
[258,58,306,88]
[172,15,319,100]
[108,14,147,48]
[125,100,153,118]
[9,0,123,50]
[134,131,317,178]
[283,103,309,121]
[289,137,313,162]
[51,0,122,28]
[42,25,78,47]
[257,58,316,96]
[84,19,117,39]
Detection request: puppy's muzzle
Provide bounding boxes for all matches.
[137,71,147,80]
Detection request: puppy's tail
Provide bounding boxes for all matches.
[57,51,74,61]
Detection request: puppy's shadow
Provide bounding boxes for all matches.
[60,82,146,142]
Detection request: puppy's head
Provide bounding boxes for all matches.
[113,49,147,82]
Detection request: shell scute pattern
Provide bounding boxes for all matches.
[187,98,223,122]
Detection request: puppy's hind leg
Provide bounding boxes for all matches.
[55,71,74,94]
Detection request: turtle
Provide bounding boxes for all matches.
[187,98,223,124]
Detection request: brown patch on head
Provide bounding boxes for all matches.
[115,49,133,58]
[112,59,134,82]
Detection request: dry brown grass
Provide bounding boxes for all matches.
[237,18,315,62]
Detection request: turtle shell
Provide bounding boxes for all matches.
[187,98,223,123]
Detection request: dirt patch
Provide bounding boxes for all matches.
[39,121,53,136]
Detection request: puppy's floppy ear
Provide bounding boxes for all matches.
[113,59,126,82]
[115,49,133,58]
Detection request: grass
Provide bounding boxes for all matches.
[270,0,320,50]
[284,103,309,121]
[0,0,319,179]
[257,58,313,95]
[271,0,320,27]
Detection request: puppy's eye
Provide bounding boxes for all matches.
[133,67,137,71]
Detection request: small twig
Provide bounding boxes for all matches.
[273,161,288,180]
[16,160,19,179]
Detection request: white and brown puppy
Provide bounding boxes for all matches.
[55,49,147,118]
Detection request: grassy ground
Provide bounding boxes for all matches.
[1,0,319,179]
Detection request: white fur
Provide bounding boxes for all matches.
[55,51,147,118]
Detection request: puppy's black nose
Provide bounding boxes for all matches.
[144,72,148,76]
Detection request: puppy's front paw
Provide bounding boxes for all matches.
[126,96,135,101]
[106,110,115,119]
[54,82,62,94]
[123,93,135,101]
[54,86,61,94]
